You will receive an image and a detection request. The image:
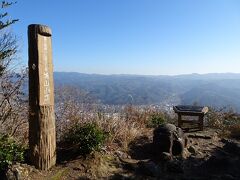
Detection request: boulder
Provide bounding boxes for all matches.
[5,163,33,180]
[153,124,186,159]
[165,160,184,174]
[187,146,197,155]
[137,160,160,177]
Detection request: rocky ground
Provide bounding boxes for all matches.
[5,128,240,180]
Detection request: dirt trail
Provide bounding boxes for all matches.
[15,128,240,180]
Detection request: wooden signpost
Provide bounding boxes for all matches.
[28,24,56,170]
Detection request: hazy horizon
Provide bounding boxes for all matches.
[54,71,240,76]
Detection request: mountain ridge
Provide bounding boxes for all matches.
[54,72,240,112]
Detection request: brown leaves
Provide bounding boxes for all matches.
[0,70,28,141]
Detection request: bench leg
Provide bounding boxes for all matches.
[178,114,182,128]
[199,115,204,131]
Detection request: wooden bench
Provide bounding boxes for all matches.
[173,105,208,131]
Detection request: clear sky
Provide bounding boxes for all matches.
[8,0,240,75]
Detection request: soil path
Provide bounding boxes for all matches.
[21,128,240,179]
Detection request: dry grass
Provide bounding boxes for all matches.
[205,107,240,139]
[55,92,173,152]
[56,105,148,151]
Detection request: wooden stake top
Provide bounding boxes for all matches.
[28,24,52,36]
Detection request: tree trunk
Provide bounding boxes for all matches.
[28,24,56,170]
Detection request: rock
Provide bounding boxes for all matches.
[137,160,160,177]
[210,175,222,180]
[222,139,240,156]
[115,150,128,159]
[188,146,197,154]
[122,162,138,171]
[196,151,204,158]
[211,174,237,180]
[182,149,191,159]
[21,164,33,174]
[153,124,175,153]
[119,158,139,171]
[221,138,228,143]
[203,155,234,171]
[119,158,139,164]
[212,132,219,141]
[165,160,184,174]
[153,123,186,158]
[184,137,188,147]
[5,170,16,180]
[172,138,185,156]
[188,133,211,139]
[221,174,236,180]
[159,152,172,161]
[5,163,30,180]
[194,142,199,146]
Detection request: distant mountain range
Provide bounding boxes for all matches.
[54,72,240,112]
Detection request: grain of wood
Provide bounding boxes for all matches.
[28,24,56,170]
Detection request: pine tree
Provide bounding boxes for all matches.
[0,1,18,76]
[0,1,26,138]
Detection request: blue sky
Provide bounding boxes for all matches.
[8,0,240,75]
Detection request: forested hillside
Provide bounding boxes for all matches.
[54,72,240,111]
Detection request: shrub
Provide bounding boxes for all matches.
[147,114,166,128]
[226,124,240,139]
[62,123,107,155]
[94,111,144,151]
[0,134,25,171]
[205,107,225,128]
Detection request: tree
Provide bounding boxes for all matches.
[0,1,27,141]
[0,1,19,76]
[55,85,97,140]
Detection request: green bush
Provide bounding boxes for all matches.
[147,114,166,128]
[62,123,106,155]
[0,135,25,171]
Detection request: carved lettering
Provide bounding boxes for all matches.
[42,36,51,104]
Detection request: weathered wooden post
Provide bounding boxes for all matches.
[28,24,56,170]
